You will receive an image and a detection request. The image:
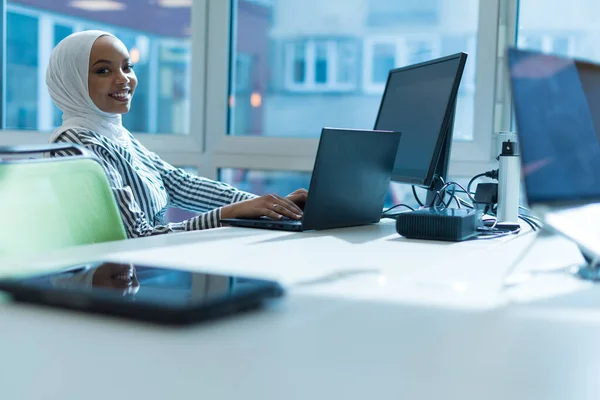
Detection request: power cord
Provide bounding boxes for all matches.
[428,181,476,209]
[474,228,521,240]
[468,171,543,232]
[381,203,415,219]
[405,172,542,238]
[467,169,499,196]
[412,175,448,207]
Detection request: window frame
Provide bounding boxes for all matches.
[206,0,503,177]
[0,0,208,175]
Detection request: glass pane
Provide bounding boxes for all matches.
[517,0,600,62]
[220,169,312,197]
[372,43,396,83]
[220,168,431,209]
[292,42,306,83]
[407,40,434,64]
[314,42,328,84]
[6,12,38,130]
[52,24,74,127]
[6,0,191,134]
[337,42,356,83]
[229,0,479,141]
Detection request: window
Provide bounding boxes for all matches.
[210,0,495,178]
[0,0,502,183]
[5,0,192,135]
[226,0,480,144]
[220,169,311,197]
[283,39,358,92]
[517,0,600,62]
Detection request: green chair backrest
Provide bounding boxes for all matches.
[0,144,127,258]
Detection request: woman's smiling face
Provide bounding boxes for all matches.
[88,35,137,114]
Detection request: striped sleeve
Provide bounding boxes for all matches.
[145,150,258,213]
[53,130,225,238]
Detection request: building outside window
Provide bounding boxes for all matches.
[283,39,358,92]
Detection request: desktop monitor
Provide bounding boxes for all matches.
[374,52,468,205]
[574,59,600,144]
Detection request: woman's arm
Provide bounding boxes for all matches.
[53,132,224,238]
[147,150,258,213]
[136,139,305,221]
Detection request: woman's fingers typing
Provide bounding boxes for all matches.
[220,191,305,220]
[271,194,303,216]
[264,195,302,220]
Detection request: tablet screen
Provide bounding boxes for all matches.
[12,261,283,307]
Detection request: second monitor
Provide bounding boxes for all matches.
[374,52,468,206]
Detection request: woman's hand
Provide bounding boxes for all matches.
[221,192,306,220]
[285,188,308,210]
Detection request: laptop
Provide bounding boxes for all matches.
[507,48,600,261]
[220,127,401,232]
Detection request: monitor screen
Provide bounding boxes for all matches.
[508,48,600,206]
[374,53,466,187]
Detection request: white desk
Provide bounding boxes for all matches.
[1,221,598,400]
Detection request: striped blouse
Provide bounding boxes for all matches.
[51,128,256,238]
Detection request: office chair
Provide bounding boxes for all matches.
[0,143,127,259]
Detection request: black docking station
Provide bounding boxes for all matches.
[395,208,481,242]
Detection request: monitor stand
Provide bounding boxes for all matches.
[572,247,600,281]
[424,177,445,207]
[423,105,455,207]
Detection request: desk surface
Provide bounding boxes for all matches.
[1,222,598,400]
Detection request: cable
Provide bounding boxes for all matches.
[446,182,476,203]
[467,172,487,196]
[429,181,476,208]
[443,185,461,209]
[381,203,415,219]
[519,214,542,231]
[520,213,542,226]
[412,185,424,207]
[480,198,541,232]
[412,175,447,208]
[383,203,415,214]
[460,198,474,209]
[518,206,542,223]
[474,227,521,240]
[467,169,499,196]
[518,215,537,231]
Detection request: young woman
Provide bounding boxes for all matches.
[46,30,307,238]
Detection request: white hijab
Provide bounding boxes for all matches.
[46,30,130,145]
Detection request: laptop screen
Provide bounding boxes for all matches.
[508,48,600,206]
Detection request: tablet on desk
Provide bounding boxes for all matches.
[0,261,284,326]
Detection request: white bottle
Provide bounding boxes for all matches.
[497,140,520,223]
